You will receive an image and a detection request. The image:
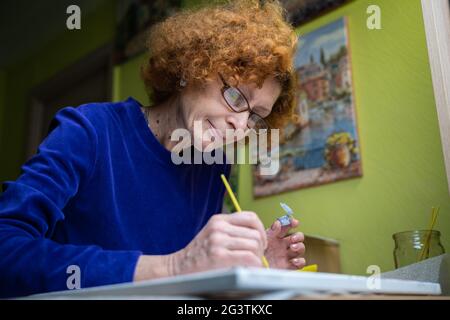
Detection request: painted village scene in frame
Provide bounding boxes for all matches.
[253,17,363,197]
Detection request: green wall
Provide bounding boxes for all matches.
[79,0,450,275]
[113,55,148,103]
[0,2,116,181]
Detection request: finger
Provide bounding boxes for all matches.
[267,219,281,238]
[290,257,306,269]
[226,212,267,249]
[280,218,299,238]
[288,242,305,258]
[228,250,263,268]
[271,218,299,239]
[206,215,266,252]
[290,218,299,229]
[282,232,304,247]
[289,232,305,244]
[224,225,264,246]
[224,237,263,255]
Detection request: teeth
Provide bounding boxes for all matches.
[280,202,294,216]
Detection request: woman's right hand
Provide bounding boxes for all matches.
[171,211,267,276]
[133,212,267,281]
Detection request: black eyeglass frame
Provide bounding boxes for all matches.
[218,74,270,132]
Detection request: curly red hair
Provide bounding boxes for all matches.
[141,0,298,129]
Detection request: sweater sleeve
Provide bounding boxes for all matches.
[0,107,142,298]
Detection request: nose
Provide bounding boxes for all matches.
[226,111,249,131]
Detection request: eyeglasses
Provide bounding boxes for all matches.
[219,74,269,134]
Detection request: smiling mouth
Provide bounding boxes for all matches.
[207,120,223,140]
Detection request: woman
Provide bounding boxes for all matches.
[0,0,305,298]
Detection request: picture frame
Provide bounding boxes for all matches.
[114,0,182,64]
[280,0,350,27]
[253,17,362,198]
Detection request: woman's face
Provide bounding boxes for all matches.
[179,75,282,149]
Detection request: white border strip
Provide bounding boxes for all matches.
[421,0,450,195]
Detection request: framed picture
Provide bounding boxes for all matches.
[114,0,182,64]
[113,0,350,64]
[280,0,350,27]
[253,17,362,198]
[421,0,450,196]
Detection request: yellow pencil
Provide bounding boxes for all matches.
[220,174,270,268]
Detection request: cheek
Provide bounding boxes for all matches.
[192,100,228,122]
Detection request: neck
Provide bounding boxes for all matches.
[145,95,186,151]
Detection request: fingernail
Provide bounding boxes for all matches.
[291,243,298,250]
[292,235,299,242]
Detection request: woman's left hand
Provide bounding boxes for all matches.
[264,218,306,269]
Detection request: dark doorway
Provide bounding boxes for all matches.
[26,45,113,160]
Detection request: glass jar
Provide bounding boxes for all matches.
[393,230,445,269]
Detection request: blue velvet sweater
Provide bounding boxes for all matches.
[0,97,230,298]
